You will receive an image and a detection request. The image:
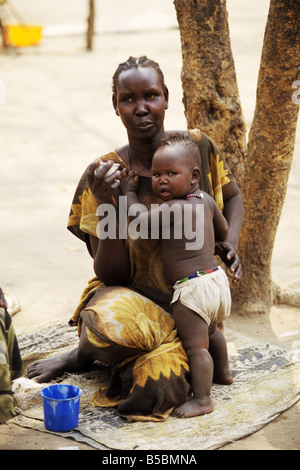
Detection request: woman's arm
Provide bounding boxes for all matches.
[90,234,131,286]
[212,199,229,242]
[222,181,244,250]
[87,160,131,286]
[215,181,244,282]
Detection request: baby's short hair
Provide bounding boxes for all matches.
[159,134,201,167]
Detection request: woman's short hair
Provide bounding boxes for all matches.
[112,56,167,95]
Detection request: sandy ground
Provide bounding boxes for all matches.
[0,0,299,451]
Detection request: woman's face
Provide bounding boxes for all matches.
[113,67,169,142]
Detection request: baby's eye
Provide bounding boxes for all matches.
[147,93,158,100]
[168,171,176,176]
[121,96,134,103]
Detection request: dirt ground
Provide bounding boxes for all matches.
[0,0,299,451]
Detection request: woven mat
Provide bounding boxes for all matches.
[10,319,300,450]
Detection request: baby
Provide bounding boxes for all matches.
[121,135,233,418]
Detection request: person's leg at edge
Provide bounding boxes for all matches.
[172,301,214,418]
[27,323,142,383]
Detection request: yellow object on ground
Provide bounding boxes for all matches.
[2,24,42,47]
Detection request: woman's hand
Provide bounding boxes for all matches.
[87,160,121,207]
[215,241,242,283]
[120,169,139,195]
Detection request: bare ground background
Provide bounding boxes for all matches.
[0,0,299,450]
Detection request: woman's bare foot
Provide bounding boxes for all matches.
[173,397,214,418]
[27,348,83,383]
[26,323,143,384]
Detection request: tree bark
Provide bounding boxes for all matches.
[174,0,300,314]
[234,0,300,313]
[173,0,247,187]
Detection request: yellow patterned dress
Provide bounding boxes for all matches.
[67,129,234,422]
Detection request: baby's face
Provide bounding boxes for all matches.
[151,146,195,201]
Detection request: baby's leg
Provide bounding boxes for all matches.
[209,326,233,385]
[172,301,214,418]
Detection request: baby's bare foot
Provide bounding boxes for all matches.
[173,397,214,418]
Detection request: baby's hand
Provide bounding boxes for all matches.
[120,169,139,194]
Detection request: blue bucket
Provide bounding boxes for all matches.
[41,384,82,432]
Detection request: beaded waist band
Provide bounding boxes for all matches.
[174,266,220,286]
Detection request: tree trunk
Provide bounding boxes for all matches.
[173,0,247,187]
[173,0,300,314]
[234,0,300,313]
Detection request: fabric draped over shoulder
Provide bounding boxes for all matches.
[188,129,234,210]
[66,129,234,421]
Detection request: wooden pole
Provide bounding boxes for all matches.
[0,17,8,48]
[86,0,95,51]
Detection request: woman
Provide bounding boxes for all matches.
[27,56,243,422]
[0,288,23,423]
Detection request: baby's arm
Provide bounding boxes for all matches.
[120,170,176,230]
[120,169,145,212]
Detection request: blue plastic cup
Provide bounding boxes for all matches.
[41,384,82,432]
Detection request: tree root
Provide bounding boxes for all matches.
[272,279,300,308]
[231,278,300,314]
